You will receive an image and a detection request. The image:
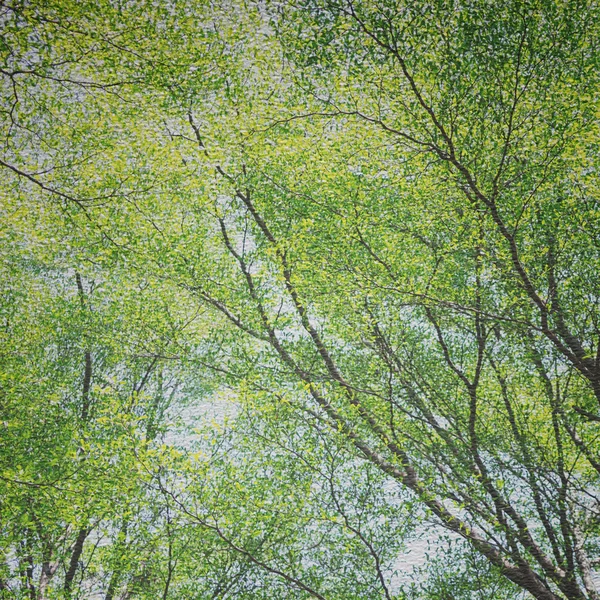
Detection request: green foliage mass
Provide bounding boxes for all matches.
[1,1,599,599]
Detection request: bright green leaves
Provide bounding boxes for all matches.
[3,1,600,599]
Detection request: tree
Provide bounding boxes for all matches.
[1,0,600,598]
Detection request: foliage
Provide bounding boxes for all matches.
[1,1,600,599]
